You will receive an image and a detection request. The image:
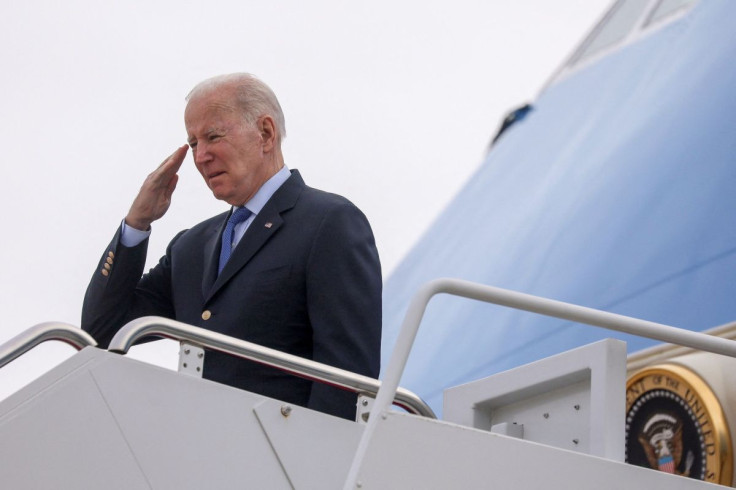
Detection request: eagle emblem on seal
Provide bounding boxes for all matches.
[638,412,694,476]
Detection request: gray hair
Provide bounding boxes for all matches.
[186,73,287,143]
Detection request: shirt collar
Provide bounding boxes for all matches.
[236,165,290,215]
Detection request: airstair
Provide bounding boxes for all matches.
[1,279,734,489]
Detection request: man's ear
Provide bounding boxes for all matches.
[258,116,277,152]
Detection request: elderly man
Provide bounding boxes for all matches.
[82,73,382,420]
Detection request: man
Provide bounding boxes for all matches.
[82,73,382,420]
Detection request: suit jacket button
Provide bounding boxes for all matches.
[101,269,109,276]
[108,251,115,259]
[201,310,212,320]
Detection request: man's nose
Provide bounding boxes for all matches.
[195,143,212,163]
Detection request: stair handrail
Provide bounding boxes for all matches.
[344,277,736,489]
[0,322,97,369]
[107,316,436,419]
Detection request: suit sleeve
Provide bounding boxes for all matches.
[305,201,382,419]
[81,226,180,348]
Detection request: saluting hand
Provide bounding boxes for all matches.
[125,145,189,231]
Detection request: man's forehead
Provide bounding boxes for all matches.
[185,96,239,129]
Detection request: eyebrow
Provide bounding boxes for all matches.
[187,126,225,143]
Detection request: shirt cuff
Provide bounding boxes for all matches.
[120,219,151,247]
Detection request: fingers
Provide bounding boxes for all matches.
[125,146,188,230]
[162,145,188,179]
[150,145,188,186]
[148,146,185,202]
[168,144,189,169]
[155,145,189,177]
[164,173,179,201]
[157,144,189,169]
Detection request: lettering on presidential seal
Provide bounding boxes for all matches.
[625,364,732,484]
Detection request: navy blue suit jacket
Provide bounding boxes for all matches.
[82,170,382,419]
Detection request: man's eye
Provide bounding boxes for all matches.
[189,142,197,149]
[208,134,221,142]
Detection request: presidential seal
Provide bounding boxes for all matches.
[626,364,732,485]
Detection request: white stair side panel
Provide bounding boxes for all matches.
[254,398,363,488]
[355,412,725,489]
[88,353,292,489]
[0,367,152,489]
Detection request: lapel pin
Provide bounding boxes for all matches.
[265,222,273,228]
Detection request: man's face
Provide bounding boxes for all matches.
[185,89,269,206]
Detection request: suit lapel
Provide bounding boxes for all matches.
[204,170,305,303]
[201,212,229,298]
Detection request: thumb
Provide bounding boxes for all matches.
[165,174,179,201]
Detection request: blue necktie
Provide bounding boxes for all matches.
[218,207,252,274]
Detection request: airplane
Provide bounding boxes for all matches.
[381,0,736,417]
[2,0,736,487]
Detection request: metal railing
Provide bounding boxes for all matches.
[107,316,436,418]
[343,277,736,489]
[0,322,98,369]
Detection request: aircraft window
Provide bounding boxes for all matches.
[547,0,701,88]
[572,0,651,64]
[644,0,697,26]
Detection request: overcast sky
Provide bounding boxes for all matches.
[0,0,610,399]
